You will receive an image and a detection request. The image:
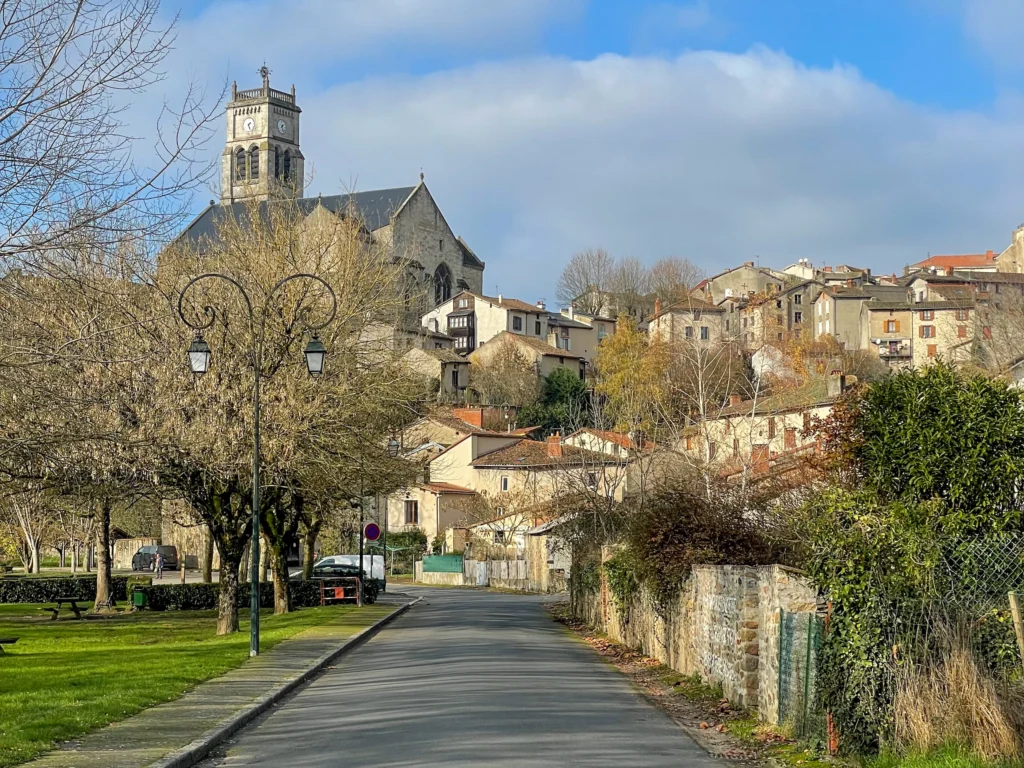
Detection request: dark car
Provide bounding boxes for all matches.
[131,545,179,572]
[311,562,378,604]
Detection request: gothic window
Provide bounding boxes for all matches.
[249,146,259,180]
[283,150,291,182]
[274,146,280,179]
[235,147,246,181]
[434,263,452,306]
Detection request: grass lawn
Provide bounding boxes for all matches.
[0,602,388,767]
[869,748,1024,768]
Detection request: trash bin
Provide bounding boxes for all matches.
[132,588,148,609]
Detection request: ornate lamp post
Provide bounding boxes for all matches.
[178,272,337,657]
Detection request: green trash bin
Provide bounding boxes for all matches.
[132,588,147,609]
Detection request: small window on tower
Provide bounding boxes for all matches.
[274,146,280,179]
[235,148,246,181]
[249,146,259,180]
[283,150,292,182]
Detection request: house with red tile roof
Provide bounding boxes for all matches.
[909,251,998,276]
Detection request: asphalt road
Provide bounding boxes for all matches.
[201,586,724,768]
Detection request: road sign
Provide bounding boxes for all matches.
[364,522,381,541]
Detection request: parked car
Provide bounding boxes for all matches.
[311,561,379,604]
[314,554,385,590]
[131,545,179,572]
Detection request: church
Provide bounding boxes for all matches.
[177,69,485,306]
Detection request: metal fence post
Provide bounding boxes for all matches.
[802,612,813,736]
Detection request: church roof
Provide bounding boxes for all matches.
[177,187,416,248]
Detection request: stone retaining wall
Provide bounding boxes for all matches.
[586,562,816,722]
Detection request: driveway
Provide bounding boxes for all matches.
[201,586,724,767]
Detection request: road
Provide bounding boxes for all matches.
[201,587,724,768]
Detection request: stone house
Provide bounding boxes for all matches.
[469,331,587,380]
[177,72,483,309]
[859,302,915,368]
[692,262,788,305]
[908,300,976,368]
[421,291,549,355]
[909,251,999,277]
[402,347,470,402]
[811,284,906,350]
[647,296,725,345]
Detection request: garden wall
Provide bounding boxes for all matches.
[587,562,817,721]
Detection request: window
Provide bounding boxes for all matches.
[794,294,802,305]
[451,368,460,390]
[434,209,439,228]
[777,316,784,325]
[512,316,523,332]
[685,326,693,339]
[249,146,259,180]
[586,472,598,490]
[274,146,280,179]
[794,312,803,323]
[927,344,938,357]
[920,325,935,339]
[777,333,783,341]
[803,412,811,431]
[434,263,452,305]
[493,530,507,545]
[500,476,509,492]
[725,320,730,331]
[535,320,541,335]
[920,310,934,321]
[439,239,443,253]
[918,291,925,303]
[283,150,291,182]
[598,323,607,339]
[956,309,970,321]
[886,320,897,333]
[958,325,967,338]
[700,326,709,340]
[742,317,747,329]
[235,147,246,181]
[403,500,419,525]
[776,300,783,309]
[768,418,776,439]
[732,438,739,456]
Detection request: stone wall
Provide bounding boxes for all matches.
[585,563,817,721]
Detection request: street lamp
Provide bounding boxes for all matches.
[178,272,337,657]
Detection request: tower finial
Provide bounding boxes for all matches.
[420,169,425,183]
[259,63,271,87]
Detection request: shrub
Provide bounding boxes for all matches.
[137,580,325,611]
[0,575,133,603]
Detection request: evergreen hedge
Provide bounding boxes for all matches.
[0,575,135,603]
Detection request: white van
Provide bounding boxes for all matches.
[314,554,385,589]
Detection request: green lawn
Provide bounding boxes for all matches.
[0,602,388,767]
[870,748,1024,768]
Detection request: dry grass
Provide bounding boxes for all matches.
[894,642,1023,759]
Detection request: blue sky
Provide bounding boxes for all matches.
[143,0,1024,301]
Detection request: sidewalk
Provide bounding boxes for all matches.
[21,595,417,768]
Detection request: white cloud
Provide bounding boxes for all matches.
[959,0,1024,69]
[288,47,1024,299]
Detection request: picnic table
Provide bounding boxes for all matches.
[43,597,86,620]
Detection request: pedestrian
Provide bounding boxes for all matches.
[154,551,164,579]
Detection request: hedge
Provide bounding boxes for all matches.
[0,575,144,604]
[138,580,324,611]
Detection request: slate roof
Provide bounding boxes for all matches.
[716,380,833,417]
[650,296,724,321]
[866,299,975,311]
[178,188,415,247]
[477,294,545,313]
[420,348,465,363]
[495,332,585,359]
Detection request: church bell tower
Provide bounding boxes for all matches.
[220,66,304,204]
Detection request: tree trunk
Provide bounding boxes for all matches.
[94,499,113,611]
[260,535,269,583]
[71,543,78,574]
[239,539,250,583]
[58,545,66,568]
[301,530,318,581]
[217,556,241,635]
[30,542,40,574]
[271,544,291,614]
[202,532,213,583]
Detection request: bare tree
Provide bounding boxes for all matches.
[609,256,653,321]
[556,248,615,315]
[0,488,56,573]
[649,257,705,307]
[0,0,217,273]
[469,335,540,406]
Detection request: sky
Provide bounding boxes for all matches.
[133,0,1024,302]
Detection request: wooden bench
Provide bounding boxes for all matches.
[43,598,85,620]
[0,637,17,654]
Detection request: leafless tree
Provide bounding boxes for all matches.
[469,335,540,406]
[609,256,653,320]
[556,248,615,315]
[0,0,218,273]
[649,257,705,307]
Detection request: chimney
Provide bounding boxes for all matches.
[987,250,995,259]
[846,279,854,288]
[729,394,742,406]
[744,261,754,267]
[824,266,832,273]
[546,434,562,458]
[536,299,546,310]
[654,297,662,316]
[946,267,954,276]
[497,293,503,304]
[569,302,576,320]
[453,407,483,428]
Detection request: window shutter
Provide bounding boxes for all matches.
[895,320,901,333]
[919,326,924,338]
[958,325,967,338]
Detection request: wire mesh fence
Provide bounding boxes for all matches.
[778,609,827,740]
[940,534,1024,613]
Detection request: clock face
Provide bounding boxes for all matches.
[243,117,255,133]
[277,119,288,135]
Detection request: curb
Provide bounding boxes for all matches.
[149,596,422,768]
